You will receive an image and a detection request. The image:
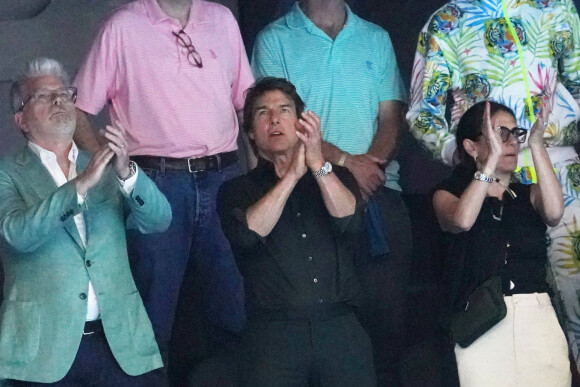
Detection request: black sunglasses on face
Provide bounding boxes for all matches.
[498,126,527,143]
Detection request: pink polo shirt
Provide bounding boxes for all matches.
[74,0,254,158]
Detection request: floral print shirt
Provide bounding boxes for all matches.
[407,0,580,167]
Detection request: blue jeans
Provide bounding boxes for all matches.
[127,161,246,359]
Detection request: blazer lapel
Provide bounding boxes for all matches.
[14,147,85,251]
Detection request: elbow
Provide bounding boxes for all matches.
[450,221,473,234]
[154,213,172,233]
[545,208,564,228]
[441,216,474,234]
[152,199,173,233]
[158,206,173,232]
[142,212,172,234]
[2,236,38,253]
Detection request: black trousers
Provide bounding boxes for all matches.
[9,323,165,387]
[238,312,376,387]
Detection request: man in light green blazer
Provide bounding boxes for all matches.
[0,58,172,385]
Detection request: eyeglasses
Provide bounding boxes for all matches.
[19,87,77,112]
[173,29,203,68]
[498,126,527,143]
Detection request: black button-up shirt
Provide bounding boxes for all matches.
[218,158,363,317]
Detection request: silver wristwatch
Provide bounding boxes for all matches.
[474,170,493,183]
[119,160,137,183]
[313,161,332,179]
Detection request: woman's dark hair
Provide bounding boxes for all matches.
[242,77,305,135]
[456,101,516,173]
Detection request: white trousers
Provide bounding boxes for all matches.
[454,293,571,387]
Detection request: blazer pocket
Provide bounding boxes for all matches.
[0,301,40,364]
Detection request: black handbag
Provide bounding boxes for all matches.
[449,275,507,348]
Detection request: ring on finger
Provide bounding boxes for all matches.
[120,144,126,149]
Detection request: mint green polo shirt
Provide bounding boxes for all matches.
[252,2,407,190]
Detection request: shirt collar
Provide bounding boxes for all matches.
[28,141,78,164]
[144,0,172,25]
[144,0,210,28]
[285,1,357,37]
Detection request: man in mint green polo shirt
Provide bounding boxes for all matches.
[252,0,412,383]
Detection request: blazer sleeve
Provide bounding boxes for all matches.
[123,166,172,234]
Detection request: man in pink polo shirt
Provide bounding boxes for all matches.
[73,0,254,380]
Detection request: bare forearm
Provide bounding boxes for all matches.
[434,179,490,233]
[316,174,356,218]
[368,101,406,163]
[246,174,298,237]
[321,141,347,164]
[530,144,564,226]
[74,109,102,153]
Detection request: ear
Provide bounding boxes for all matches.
[463,138,478,160]
[14,112,29,134]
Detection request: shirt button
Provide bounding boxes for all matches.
[319,299,324,304]
[308,256,313,261]
[79,293,87,300]
[297,212,301,217]
[302,233,307,239]
[313,278,318,283]
[86,260,92,267]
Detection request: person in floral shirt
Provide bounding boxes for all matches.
[407,0,580,372]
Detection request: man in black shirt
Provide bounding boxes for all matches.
[218,77,376,386]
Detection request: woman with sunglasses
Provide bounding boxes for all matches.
[433,101,570,386]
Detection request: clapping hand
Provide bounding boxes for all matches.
[480,101,502,174]
[101,120,131,179]
[295,110,325,171]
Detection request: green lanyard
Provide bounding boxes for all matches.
[500,0,536,123]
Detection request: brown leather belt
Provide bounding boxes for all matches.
[132,151,237,173]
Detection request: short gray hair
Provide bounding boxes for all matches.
[10,57,70,113]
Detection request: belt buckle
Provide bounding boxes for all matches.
[187,158,205,173]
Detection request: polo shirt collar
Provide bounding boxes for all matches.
[144,0,172,25]
[285,1,358,40]
[144,0,210,27]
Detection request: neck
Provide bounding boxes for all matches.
[301,0,347,39]
[31,138,73,175]
[157,0,192,26]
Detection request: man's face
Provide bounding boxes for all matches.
[15,75,76,144]
[249,90,300,158]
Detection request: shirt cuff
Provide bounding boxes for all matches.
[118,168,138,195]
[77,192,87,205]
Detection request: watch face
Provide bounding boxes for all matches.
[323,161,332,173]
